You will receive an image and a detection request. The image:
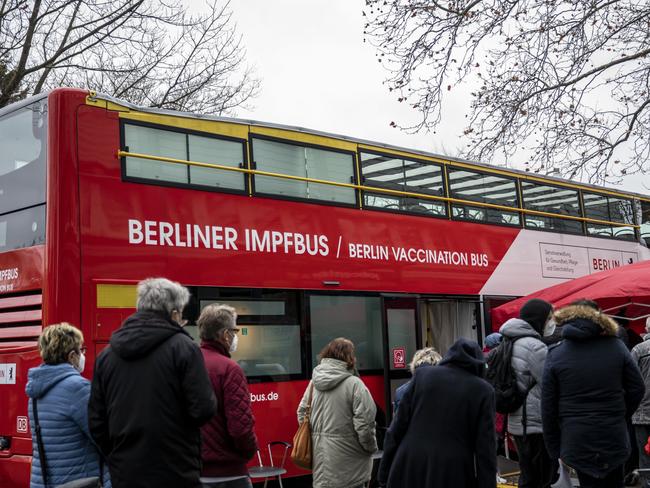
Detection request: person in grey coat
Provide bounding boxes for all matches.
[632,317,650,487]
[499,298,553,488]
[297,337,377,488]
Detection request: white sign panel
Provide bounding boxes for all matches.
[540,242,639,279]
[16,416,28,433]
[0,363,16,385]
[539,243,589,279]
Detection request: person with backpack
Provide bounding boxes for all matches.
[496,298,554,488]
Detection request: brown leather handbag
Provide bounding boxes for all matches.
[291,383,314,469]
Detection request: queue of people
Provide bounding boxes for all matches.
[377,298,648,488]
[24,276,650,488]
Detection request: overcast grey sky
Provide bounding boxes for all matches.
[228,0,648,195]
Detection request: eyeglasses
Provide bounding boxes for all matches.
[227,328,241,335]
[79,346,87,354]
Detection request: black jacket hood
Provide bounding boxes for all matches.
[562,319,604,341]
[110,310,187,360]
[556,304,620,342]
[439,337,486,377]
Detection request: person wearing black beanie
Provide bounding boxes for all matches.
[519,298,554,336]
[499,298,554,487]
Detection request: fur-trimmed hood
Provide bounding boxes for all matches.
[554,304,619,338]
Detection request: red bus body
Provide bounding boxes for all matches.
[1,88,649,487]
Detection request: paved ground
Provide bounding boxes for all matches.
[256,456,646,487]
[497,456,645,487]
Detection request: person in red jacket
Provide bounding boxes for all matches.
[198,304,258,487]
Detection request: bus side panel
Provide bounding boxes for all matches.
[249,374,384,477]
[0,345,41,487]
[43,89,86,328]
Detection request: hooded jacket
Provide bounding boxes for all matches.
[26,363,111,488]
[200,340,257,477]
[378,338,496,488]
[499,318,548,436]
[542,305,645,478]
[88,311,217,488]
[631,334,650,424]
[297,358,377,488]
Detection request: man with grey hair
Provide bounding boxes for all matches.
[631,317,650,487]
[89,278,216,488]
[198,304,258,487]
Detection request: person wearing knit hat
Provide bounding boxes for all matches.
[519,298,554,336]
[499,298,554,488]
[484,332,503,351]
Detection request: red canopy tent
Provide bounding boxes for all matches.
[491,259,650,333]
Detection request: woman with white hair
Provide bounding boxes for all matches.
[89,277,216,488]
[393,347,442,413]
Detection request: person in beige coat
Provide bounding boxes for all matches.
[297,338,378,488]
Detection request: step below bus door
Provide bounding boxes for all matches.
[381,297,422,428]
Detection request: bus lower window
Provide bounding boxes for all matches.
[525,215,583,234]
[232,324,302,377]
[451,204,520,226]
[309,295,383,371]
[0,204,46,252]
[586,223,636,241]
[196,291,303,379]
[364,192,446,216]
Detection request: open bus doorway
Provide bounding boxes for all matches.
[381,297,421,425]
[420,299,482,357]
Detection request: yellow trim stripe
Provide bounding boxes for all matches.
[97,284,137,309]
[120,111,249,140]
[118,150,640,229]
[250,126,357,152]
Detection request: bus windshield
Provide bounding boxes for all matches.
[0,99,47,252]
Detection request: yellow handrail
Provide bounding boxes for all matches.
[117,151,640,229]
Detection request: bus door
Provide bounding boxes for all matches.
[381,296,421,424]
[420,298,482,357]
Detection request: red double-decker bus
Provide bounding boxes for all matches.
[1,88,650,486]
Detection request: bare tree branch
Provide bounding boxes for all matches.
[365,0,650,184]
[0,0,259,114]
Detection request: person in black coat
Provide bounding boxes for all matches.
[377,338,496,488]
[542,302,645,488]
[89,278,217,488]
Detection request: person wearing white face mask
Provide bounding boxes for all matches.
[26,323,111,488]
[198,304,258,487]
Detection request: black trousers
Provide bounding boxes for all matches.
[635,424,650,488]
[513,433,554,488]
[576,464,624,488]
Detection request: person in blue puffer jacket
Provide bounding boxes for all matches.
[26,323,110,488]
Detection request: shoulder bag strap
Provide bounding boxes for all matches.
[32,398,49,488]
[305,383,314,419]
